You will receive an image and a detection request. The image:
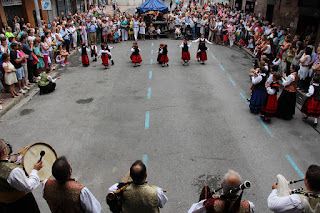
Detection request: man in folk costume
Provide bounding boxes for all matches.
[79,43,90,67]
[268,164,320,213]
[131,42,142,67]
[301,76,320,127]
[159,44,169,67]
[0,139,43,212]
[188,170,254,213]
[108,160,168,213]
[179,39,191,66]
[90,42,98,62]
[42,156,102,213]
[192,34,213,64]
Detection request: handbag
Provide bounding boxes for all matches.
[32,52,39,65]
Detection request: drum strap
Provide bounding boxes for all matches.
[0,190,28,203]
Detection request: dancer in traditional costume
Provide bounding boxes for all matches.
[179,39,191,66]
[159,44,169,67]
[79,43,90,67]
[90,42,97,62]
[192,35,213,64]
[301,76,320,126]
[98,44,111,69]
[104,42,114,65]
[249,66,267,113]
[157,44,163,64]
[277,65,299,120]
[260,72,281,122]
[130,42,142,67]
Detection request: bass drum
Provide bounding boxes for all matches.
[17,142,58,181]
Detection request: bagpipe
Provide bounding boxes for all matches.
[106,182,132,213]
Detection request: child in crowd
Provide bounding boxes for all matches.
[33,39,45,75]
[113,29,120,43]
[148,24,155,40]
[247,36,254,52]
[90,42,98,62]
[301,76,320,127]
[179,39,191,66]
[260,72,281,122]
[79,43,90,67]
[55,51,66,67]
[156,26,161,40]
[130,42,142,67]
[159,44,169,67]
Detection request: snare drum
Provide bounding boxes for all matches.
[16,142,58,181]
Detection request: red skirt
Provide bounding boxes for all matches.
[301,97,320,117]
[159,55,169,63]
[182,52,190,61]
[196,52,207,61]
[82,55,90,66]
[101,54,109,66]
[223,35,228,41]
[261,94,278,118]
[131,54,142,63]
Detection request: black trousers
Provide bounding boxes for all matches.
[27,60,34,82]
[0,193,40,213]
[64,39,70,52]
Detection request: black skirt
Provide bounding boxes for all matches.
[0,193,40,213]
[276,90,296,119]
[39,81,56,95]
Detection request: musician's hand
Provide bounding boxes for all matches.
[33,161,43,171]
[272,182,278,189]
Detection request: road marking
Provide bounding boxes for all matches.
[150,59,153,65]
[147,87,152,99]
[285,155,305,179]
[151,50,153,54]
[152,42,154,46]
[257,116,275,138]
[145,111,150,129]
[228,77,236,87]
[218,64,225,72]
[240,93,249,105]
[143,154,148,168]
[149,71,152,79]
[210,53,216,60]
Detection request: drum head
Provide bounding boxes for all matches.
[22,143,57,181]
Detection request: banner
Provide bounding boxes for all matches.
[41,0,52,10]
[2,0,22,6]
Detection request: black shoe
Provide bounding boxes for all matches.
[313,123,318,127]
[111,60,114,65]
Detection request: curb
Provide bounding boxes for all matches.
[0,50,78,117]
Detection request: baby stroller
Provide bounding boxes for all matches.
[174,24,182,39]
[183,24,193,40]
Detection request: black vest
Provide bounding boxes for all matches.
[182,43,188,52]
[133,48,139,56]
[314,85,320,101]
[81,46,87,55]
[254,74,266,90]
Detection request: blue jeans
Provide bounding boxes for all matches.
[192,27,195,38]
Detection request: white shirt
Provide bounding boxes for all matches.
[267,189,302,213]
[306,83,319,97]
[42,179,102,213]
[282,73,297,87]
[188,199,255,213]
[192,38,213,44]
[273,58,281,66]
[180,42,191,48]
[108,183,168,208]
[251,73,266,85]
[7,167,40,192]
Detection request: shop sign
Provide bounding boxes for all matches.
[41,0,52,10]
[2,0,22,6]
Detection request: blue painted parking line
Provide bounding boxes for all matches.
[152,42,154,46]
[145,111,150,129]
[218,64,225,72]
[240,93,249,105]
[149,71,152,79]
[210,53,216,60]
[285,155,305,179]
[257,116,275,138]
[143,154,148,168]
[147,87,152,99]
[228,77,236,87]
[151,50,153,54]
[150,59,153,65]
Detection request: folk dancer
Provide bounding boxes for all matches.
[0,139,43,212]
[188,170,255,213]
[108,160,168,212]
[79,43,90,67]
[90,42,98,62]
[159,44,169,67]
[301,76,320,126]
[157,44,163,64]
[268,164,320,213]
[192,35,213,64]
[104,42,114,65]
[276,65,299,120]
[130,42,142,67]
[249,66,267,113]
[179,39,191,66]
[260,72,281,122]
[98,44,111,69]
[42,156,102,212]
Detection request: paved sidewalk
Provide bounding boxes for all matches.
[0,50,77,117]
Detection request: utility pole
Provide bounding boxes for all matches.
[33,0,43,34]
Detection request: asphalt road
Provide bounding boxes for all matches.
[0,39,319,212]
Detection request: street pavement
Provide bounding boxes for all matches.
[0,39,319,212]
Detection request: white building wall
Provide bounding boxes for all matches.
[116,0,143,6]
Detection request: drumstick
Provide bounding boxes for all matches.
[38,151,45,163]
